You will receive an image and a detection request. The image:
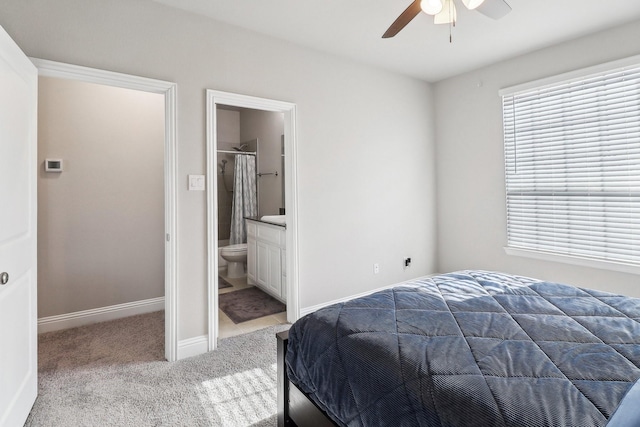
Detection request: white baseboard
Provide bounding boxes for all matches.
[177,335,209,360]
[38,297,165,334]
[299,284,397,317]
[299,275,436,317]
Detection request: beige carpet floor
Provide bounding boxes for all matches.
[25,311,289,426]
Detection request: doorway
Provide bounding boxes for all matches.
[216,109,285,338]
[32,59,179,362]
[206,90,299,350]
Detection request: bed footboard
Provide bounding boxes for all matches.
[277,330,337,427]
[276,330,293,426]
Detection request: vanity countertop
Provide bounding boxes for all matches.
[245,216,286,228]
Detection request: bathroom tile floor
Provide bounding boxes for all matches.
[218,272,288,339]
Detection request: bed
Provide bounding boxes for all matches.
[277,270,640,426]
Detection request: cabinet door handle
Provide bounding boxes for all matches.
[0,272,8,285]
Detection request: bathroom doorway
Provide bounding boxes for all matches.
[216,108,285,338]
[206,91,299,349]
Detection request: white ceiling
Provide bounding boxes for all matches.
[151,0,640,82]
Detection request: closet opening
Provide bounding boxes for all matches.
[34,59,178,361]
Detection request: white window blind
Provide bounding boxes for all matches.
[502,62,640,266]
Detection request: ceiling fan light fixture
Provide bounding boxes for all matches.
[381,0,511,40]
[420,0,443,16]
[461,0,486,10]
[434,0,457,24]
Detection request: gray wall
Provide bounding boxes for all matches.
[1,0,437,340]
[434,20,640,297]
[37,76,165,317]
[240,109,284,217]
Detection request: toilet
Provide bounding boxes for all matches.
[220,243,247,278]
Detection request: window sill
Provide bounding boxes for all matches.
[503,247,640,276]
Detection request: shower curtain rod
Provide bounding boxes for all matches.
[217,149,256,156]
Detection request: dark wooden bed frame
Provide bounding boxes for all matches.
[277,330,337,426]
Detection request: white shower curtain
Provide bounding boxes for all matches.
[230,154,257,244]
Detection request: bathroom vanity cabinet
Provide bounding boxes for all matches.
[246,219,286,303]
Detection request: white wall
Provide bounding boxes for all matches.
[434,20,640,296]
[0,0,437,340]
[240,109,284,216]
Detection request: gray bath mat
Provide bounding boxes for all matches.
[218,276,232,289]
[219,287,286,324]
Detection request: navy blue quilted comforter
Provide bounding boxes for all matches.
[286,271,640,426]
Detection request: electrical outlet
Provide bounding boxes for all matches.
[404,257,412,269]
[373,263,380,274]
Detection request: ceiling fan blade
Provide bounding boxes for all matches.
[476,0,511,19]
[382,0,422,38]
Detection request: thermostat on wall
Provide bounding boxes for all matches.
[45,159,63,172]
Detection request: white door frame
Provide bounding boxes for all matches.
[30,59,179,362]
[206,90,299,350]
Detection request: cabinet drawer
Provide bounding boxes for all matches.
[257,225,282,245]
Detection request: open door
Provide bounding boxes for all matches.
[0,25,38,427]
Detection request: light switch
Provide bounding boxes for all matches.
[188,174,205,191]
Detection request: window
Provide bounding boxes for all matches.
[501,59,640,268]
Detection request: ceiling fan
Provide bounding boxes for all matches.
[382,0,511,38]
